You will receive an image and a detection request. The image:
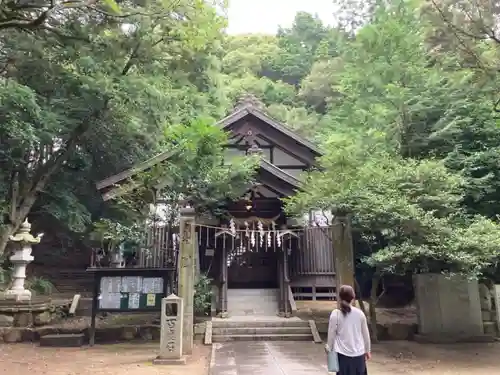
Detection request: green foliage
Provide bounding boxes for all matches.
[262,12,341,86]
[112,118,258,219]
[0,255,53,294]
[2,0,500,282]
[0,0,230,254]
[26,277,54,296]
[285,0,500,278]
[194,274,213,316]
[287,131,500,277]
[90,219,144,254]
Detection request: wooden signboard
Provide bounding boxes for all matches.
[86,267,174,346]
[98,276,164,310]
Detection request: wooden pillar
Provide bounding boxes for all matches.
[220,237,228,318]
[178,207,195,355]
[278,256,285,316]
[332,214,355,298]
[283,248,290,317]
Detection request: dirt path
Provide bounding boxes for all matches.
[369,341,500,374]
[0,341,499,375]
[0,343,210,375]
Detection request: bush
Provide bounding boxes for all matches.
[194,274,213,316]
[26,277,54,295]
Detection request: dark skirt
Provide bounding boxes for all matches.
[337,353,367,375]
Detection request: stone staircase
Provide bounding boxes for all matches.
[205,288,322,343]
[208,318,320,342]
[31,267,94,295]
[227,288,279,316]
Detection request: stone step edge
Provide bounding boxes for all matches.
[212,327,312,334]
[212,325,309,329]
[204,320,212,345]
[39,333,85,347]
[211,333,313,341]
[309,319,322,344]
[212,321,309,328]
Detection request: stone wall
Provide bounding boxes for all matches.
[414,274,484,339]
[0,298,69,332]
[1,322,207,343]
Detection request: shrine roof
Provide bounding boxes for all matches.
[218,100,322,156]
[96,154,301,201]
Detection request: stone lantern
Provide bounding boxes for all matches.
[3,219,42,301]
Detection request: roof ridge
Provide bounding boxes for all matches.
[218,102,322,156]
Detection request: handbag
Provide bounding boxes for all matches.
[326,310,340,373]
[327,350,339,373]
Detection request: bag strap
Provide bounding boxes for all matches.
[335,309,340,334]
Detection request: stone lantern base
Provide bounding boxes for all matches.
[1,289,32,302]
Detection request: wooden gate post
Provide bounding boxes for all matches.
[178,207,196,355]
[332,214,355,299]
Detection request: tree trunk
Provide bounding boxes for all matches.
[354,277,368,316]
[369,272,381,343]
[0,220,20,257]
[0,225,14,258]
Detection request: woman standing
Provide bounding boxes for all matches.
[326,285,371,375]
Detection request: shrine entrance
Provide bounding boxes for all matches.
[227,243,279,289]
[225,197,283,289]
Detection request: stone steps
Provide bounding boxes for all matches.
[213,326,312,335]
[209,319,320,343]
[212,333,313,342]
[34,268,95,294]
[39,333,85,347]
[227,289,279,316]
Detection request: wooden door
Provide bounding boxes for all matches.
[227,246,278,289]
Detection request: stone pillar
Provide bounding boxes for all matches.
[493,285,500,335]
[332,214,355,298]
[178,207,195,355]
[154,294,186,365]
[2,220,42,301]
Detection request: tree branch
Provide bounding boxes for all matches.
[0,0,97,30]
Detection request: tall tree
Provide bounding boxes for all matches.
[262,12,340,86]
[0,0,227,255]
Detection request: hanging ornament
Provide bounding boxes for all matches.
[229,219,236,236]
[271,222,276,252]
[267,231,271,247]
[173,233,178,252]
[257,221,264,247]
[244,221,249,237]
[277,230,282,248]
[250,230,256,248]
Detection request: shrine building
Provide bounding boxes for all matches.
[95,95,336,318]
